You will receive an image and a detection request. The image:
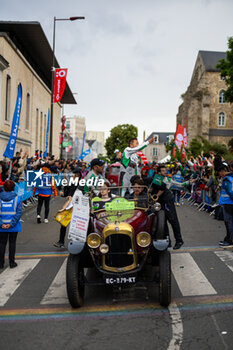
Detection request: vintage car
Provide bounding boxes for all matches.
[105,162,121,186]
[66,186,171,308]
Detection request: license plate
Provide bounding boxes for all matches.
[105,276,136,284]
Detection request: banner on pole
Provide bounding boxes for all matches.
[78,149,91,160]
[43,109,50,158]
[54,68,68,103]
[3,84,22,159]
[174,124,184,150]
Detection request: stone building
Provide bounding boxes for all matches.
[176,50,233,146]
[65,115,86,158]
[0,21,76,157]
[144,132,174,162]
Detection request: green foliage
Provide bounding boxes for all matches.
[189,136,232,158]
[97,153,110,163]
[165,139,174,153]
[228,138,233,152]
[105,124,138,158]
[216,37,233,103]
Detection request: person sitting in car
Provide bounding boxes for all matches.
[126,178,148,208]
[92,182,116,210]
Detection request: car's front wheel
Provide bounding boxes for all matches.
[159,250,171,307]
[66,254,85,308]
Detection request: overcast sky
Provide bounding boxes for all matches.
[1,0,233,140]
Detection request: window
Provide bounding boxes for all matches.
[26,93,30,129]
[219,90,225,104]
[153,147,158,157]
[66,120,70,129]
[153,134,159,143]
[218,112,225,127]
[5,75,11,121]
[35,109,39,149]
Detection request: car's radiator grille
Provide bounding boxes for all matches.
[105,234,134,268]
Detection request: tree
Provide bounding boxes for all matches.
[228,138,233,153]
[216,37,233,103]
[105,124,138,158]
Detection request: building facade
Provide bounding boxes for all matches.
[176,50,233,146]
[144,132,174,162]
[86,130,106,156]
[65,115,86,159]
[0,22,76,158]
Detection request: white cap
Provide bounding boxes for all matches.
[114,149,120,153]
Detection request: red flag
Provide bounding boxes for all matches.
[174,124,184,150]
[54,68,68,103]
[62,116,66,131]
[137,151,148,165]
[182,120,187,159]
[59,134,65,145]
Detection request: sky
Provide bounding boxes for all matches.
[1,0,233,140]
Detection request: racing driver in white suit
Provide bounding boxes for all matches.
[119,136,154,196]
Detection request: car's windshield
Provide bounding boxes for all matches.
[91,185,149,216]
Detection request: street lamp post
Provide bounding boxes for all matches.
[49,16,85,156]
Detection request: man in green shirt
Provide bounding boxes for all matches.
[84,158,105,194]
[120,136,154,196]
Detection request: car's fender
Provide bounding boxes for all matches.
[68,241,85,254]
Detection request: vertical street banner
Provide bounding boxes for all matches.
[43,109,50,158]
[81,129,86,155]
[174,124,184,150]
[75,137,79,159]
[182,120,187,159]
[54,68,68,103]
[3,83,22,159]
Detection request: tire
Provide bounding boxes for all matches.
[156,210,166,239]
[159,250,171,307]
[66,254,85,308]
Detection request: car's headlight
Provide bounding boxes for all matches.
[136,232,151,248]
[154,202,161,211]
[87,233,101,248]
[99,243,109,254]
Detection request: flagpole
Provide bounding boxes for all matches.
[49,16,85,156]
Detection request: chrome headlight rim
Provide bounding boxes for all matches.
[99,243,109,254]
[136,231,151,248]
[154,202,161,211]
[87,233,101,249]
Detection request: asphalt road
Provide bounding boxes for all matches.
[0,197,232,350]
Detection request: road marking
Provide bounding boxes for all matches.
[171,253,217,296]
[0,259,40,306]
[211,314,228,350]
[168,302,183,350]
[41,258,67,305]
[214,251,233,272]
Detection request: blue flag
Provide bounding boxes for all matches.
[43,109,50,158]
[75,137,79,160]
[78,149,91,160]
[3,84,22,159]
[81,129,86,155]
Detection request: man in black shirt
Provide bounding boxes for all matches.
[151,165,184,250]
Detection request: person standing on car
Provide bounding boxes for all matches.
[119,136,154,196]
[151,165,184,250]
[0,180,22,269]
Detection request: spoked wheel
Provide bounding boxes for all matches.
[159,250,171,307]
[66,254,85,308]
